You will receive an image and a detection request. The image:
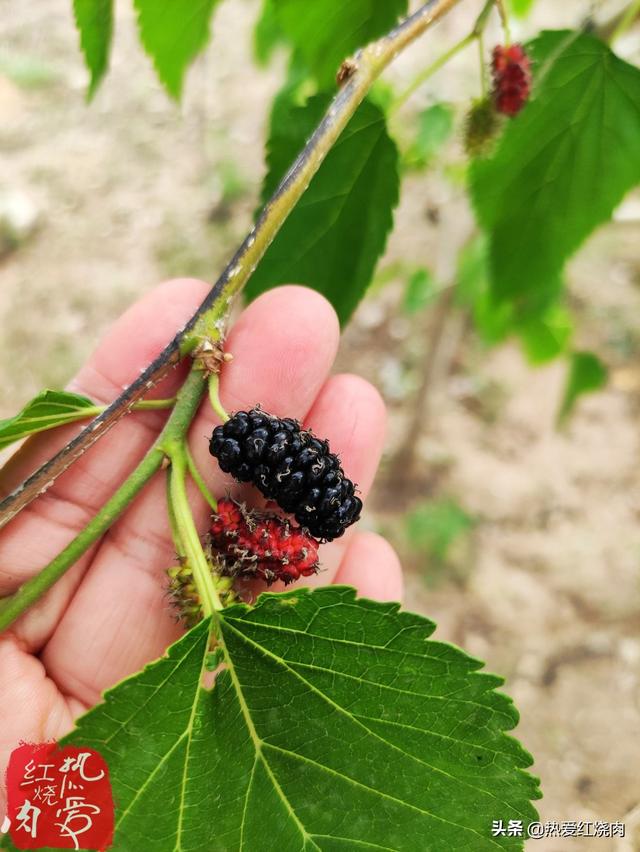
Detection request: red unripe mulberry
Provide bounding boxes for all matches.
[491,44,531,117]
[209,498,320,585]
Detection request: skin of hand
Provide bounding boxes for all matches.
[0,281,403,816]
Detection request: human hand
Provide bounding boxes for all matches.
[0,281,402,812]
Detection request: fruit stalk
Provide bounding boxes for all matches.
[165,445,223,615]
[391,0,496,113]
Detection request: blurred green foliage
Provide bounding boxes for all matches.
[507,0,536,16]
[253,0,284,66]
[403,102,455,170]
[0,51,59,89]
[455,234,512,345]
[471,31,640,319]
[517,305,573,365]
[558,351,608,425]
[402,268,437,314]
[405,498,475,566]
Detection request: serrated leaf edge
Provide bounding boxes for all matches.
[219,586,540,848]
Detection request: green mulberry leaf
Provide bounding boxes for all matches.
[470,31,640,318]
[253,0,286,66]
[558,351,608,424]
[0,620,217,851]
[132,0,221,98]
[2,590,540,850]
[0,389,98,452]
[247,94,399,325]
[404,102,455,170]
[403,268,437,314]
[213,587,539,849]
[517,304,573,365]
[72,0,113,98]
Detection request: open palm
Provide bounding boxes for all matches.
[0,280,402,815]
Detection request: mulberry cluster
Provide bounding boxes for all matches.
[491,44,532,117]
[209,409,362,541]
[209,498,319,585]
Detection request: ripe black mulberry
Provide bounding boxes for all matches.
[209,409,362,541]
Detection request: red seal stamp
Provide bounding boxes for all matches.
[3,743,114,850]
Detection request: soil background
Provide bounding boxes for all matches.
[2,1,640,849]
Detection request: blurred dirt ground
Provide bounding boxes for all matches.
[2,1,640,849]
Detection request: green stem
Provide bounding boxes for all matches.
[495,0,510,44]
[0,371,205,632]
[610,0,640,43]
[478,33,487,98]
[48,397,175,420]
[165,447,221,615]
[166,468,188,563]
[0,449,163,630]
[392,33,475,113]
[473,0,495,34]
[133,398,177,411]
[208,374,229,424]
[2,399,177,449]
[185,445,218,511]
